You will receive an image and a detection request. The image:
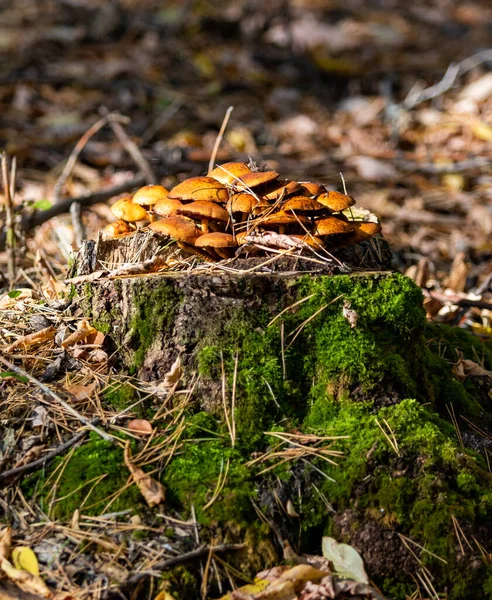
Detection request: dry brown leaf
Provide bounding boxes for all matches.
[123,442,165,507]
[0,289,35,310]
[0,528,12,562]
[128,419,153,435]
[0,559,52,599]
[162,355,182,388]
[453,355,492,381]
[66,382,96,401]
[5,326,56,353]
[61,320,97,348]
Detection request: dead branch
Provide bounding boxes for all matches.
[127,543,245,584]
[0,353,113,442]
[0,425,96,484]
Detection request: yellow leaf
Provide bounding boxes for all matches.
[472,121,492,141]
[12,546,40,576]
[217,579,270,599]
[1,558,52,598]
[0,527,12,561]
[154,591,175,600]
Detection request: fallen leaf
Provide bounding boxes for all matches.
[61,320,97,348]
[153,591,176,600]
[162,355,182,388]
[322,536,369,584]
[66,383,96,401]
[124,442,165,507]
[342,303,358,329]
[0,558,52,598]
[6,326,56,353]
[453,354,492,381]
[0,528,12,561]
[128,419,153,435]
[12,547,40,576]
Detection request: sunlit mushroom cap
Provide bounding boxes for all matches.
[102,220,134,240]
[148,216,201,244]
[227,193,258,214]
[351,221,382,243]
[262,180,302,200]
[283,196,325,213]
[298,182,326,196]
[257,210,309,226]
[132,185,170,206]
[176,201,229,222]
[168,177,228,202]
[234,170,279,190]
[209,162,251,185]
[153,198,183,218]
[111,198,149,222]
[316,191,356,212]
[313,216,354,236]
[195,232,237,248]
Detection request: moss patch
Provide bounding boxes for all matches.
[23,435,143,520]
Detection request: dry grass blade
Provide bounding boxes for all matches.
[208,106,234,175]
[375,418,400,456]
[1,154,16,287]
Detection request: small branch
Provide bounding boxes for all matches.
[0,425,96,483]
[127,543,244,584]
[208,106,234,175]
[425,290,492,311]
[403,49,492,109]
[0,353,113,442]
[106,115,157,184]
[1,154,16,287]
[53,113,129,203]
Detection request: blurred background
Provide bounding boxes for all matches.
[0,0,491,308]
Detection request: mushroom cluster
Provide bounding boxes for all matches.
[103,162,381,261]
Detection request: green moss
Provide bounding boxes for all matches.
[128,280,182,372]
[103,382,138,411]
[22,435,143,520]
[302,398,492,598]
[165,437,255,525]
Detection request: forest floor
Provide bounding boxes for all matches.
[0,1,491,599]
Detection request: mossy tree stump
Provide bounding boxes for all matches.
[63,241,492,599]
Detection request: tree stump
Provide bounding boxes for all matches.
[63,234,492,599]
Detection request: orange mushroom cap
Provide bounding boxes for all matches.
[148,216,202,244]
[111,198,148,222]
[209,162,251,185]
[168,176,229,202]
[132,185,170,206]
[153,198,183,218]
[233,170,279,191]
[316,191,355,212]
[313,216,354,236]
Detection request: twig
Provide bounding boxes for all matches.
[141,99,182,145]
[53,113,129,203]
[70,200,85,248]
[0,425,96,483]
[208,106,234,175]
[403,49,492,109]
[105,113,157,184]
[0,353,113,442]
[1,154,16,287]
[127,543,245,584]
[397,157,489,174]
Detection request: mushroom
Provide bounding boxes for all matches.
[195,232,237,260]
[111,198,149,223]
[290,234,326,250]
[282,196,325,215]
[313,216,354,236]
[209,162,252,185]
[148,216,201,245]
[168,176,229,203]
[256,210,309,234]
[153,197,183,218]
[101,220,134,240]
[233,170,279,191]
[350,221,382,244]
[297,182,326,197]
[227,193,259,224]
[316,191,355,213]
[176,201,229,234]
[262,179,302,201]
[132,185,170,208]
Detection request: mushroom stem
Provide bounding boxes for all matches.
[201,219,209,234]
